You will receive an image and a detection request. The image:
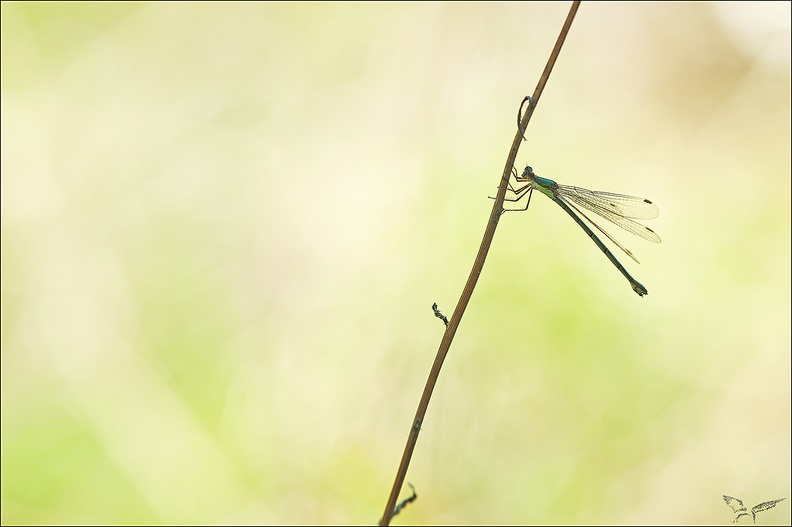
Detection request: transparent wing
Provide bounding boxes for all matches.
[557,184,661,243]
[559,185,659,219]
[563,197,641,264]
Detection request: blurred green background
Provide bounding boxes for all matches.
[2,2,790,525]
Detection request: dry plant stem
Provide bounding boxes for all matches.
[379,2,581,525]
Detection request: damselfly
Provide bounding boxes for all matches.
[504,166,660,296]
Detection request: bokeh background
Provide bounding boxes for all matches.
[2,2,790,525]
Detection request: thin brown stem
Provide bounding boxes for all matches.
[379,2,581,525]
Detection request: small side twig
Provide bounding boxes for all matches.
[379,3,581,525]
[517,96,533,141]
[390,483,417,519]
[431,303,449,327]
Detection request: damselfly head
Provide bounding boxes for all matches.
[522,165,534,177]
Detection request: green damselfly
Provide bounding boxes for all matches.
[504,166,660,296]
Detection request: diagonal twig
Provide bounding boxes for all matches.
[379,2,581,525]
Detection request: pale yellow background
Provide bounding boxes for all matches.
[2,2,790,525]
